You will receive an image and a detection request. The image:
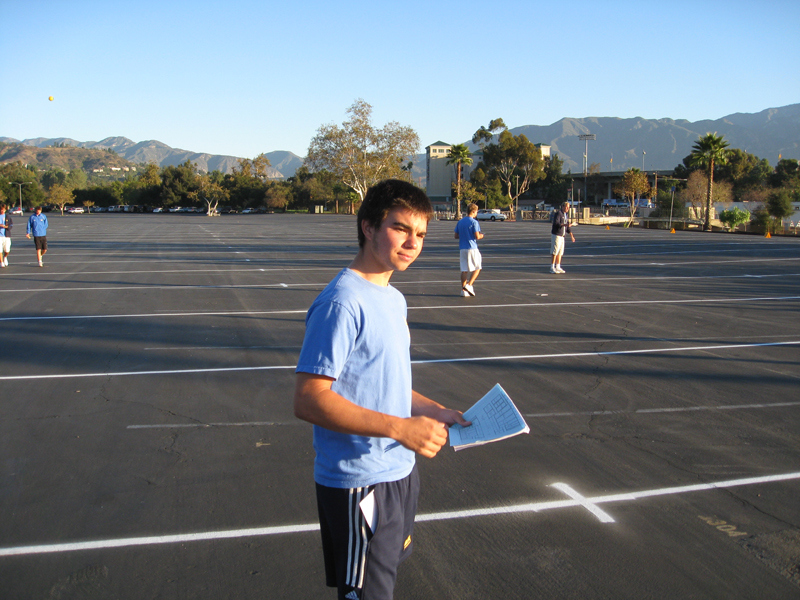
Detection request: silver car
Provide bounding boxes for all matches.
[476,209,506,221]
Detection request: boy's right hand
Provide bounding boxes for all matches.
[396,416,448,458]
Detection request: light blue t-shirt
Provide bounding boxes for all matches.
[455,215,481,250]
[296,268,415,488]
[0,213,7,238]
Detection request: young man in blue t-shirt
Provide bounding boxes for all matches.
[454,203,484,296]
[294,179,470,600]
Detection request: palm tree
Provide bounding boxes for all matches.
[689,133,730,231]
[447,144,473,219]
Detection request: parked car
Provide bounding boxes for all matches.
[241,208,256,214]
[476,208,506,221]
[152,207,163,213]
[10,207,23,216]
[67,206,84,214]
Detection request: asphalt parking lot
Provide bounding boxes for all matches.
[1,213,799,599]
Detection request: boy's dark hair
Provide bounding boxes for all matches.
[357,179,433,247]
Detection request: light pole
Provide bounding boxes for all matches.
[10,182,31,212]
[642,150,646,172]
[664,177,687,230]
[579,134,595,210]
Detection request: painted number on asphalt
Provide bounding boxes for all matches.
[698,515,748,537]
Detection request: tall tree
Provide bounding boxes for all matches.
[306,99,420,207]
[770,158,800,188]
[479,130,545,208]
[49,183,74,215]
[472,118,507,148]
[613,168,652,224]
[189,177,229,215]
[537,154,571,203]
[160,161,199,207]
[689,132,731,230]
[235,153,272,180]
[446,144,473,219]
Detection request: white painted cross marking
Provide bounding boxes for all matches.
[1,472,797,557]
[550,483,616,523]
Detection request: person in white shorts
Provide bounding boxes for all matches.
[550,202,575,273]
[454,203,484,296]
[0,204,11,267]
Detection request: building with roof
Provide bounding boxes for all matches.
[425,141,481,209]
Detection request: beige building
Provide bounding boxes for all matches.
[425,141,481,207]
[425,141,551,208]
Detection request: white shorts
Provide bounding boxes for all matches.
[550,234,565,256]
[460,249,482,272]
[0,237,9,253]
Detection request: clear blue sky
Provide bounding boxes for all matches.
[2,0,798,159]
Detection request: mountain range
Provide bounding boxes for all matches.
[0,136,304,180]
[3,103,798,179]
[496,103,800,174]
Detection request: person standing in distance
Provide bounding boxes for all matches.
[0,204,11,267]
[454,203,484,296]
[550,201,575,274]
[26,206,49,267]
[294,179,471,600]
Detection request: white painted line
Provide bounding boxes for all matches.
[1,472,797,557]
[127,401,800,430]
[0,282,325,295]
[0,364,296,381]
[127,421,302,430]
[0,309,308,322]
[406,295,800,312]
[525,401,800,419]
[550,483,616,523]
[1,340,798,381]
[1,294,798,322]
[411,340,800,366]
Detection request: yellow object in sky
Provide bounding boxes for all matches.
[49,96,54,101]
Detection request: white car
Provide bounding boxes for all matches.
[67,206,84,214]
[476,209,506,221]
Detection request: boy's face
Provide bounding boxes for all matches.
[363,207,427,273]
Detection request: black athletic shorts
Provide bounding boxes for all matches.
[315,466,419,600]
[34,236,47,251]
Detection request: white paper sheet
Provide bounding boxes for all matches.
[449,383,530,451]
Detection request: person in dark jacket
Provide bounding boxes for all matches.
[550,202,575,273]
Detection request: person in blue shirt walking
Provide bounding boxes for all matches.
[26,206,49,267]
[454,203,484,296]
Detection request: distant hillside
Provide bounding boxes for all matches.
[4,103,798,178]
[0,136,305,179]
[463,103,800,173]
[0,141,139,173]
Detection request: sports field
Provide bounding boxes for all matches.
[1,213,799,599]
